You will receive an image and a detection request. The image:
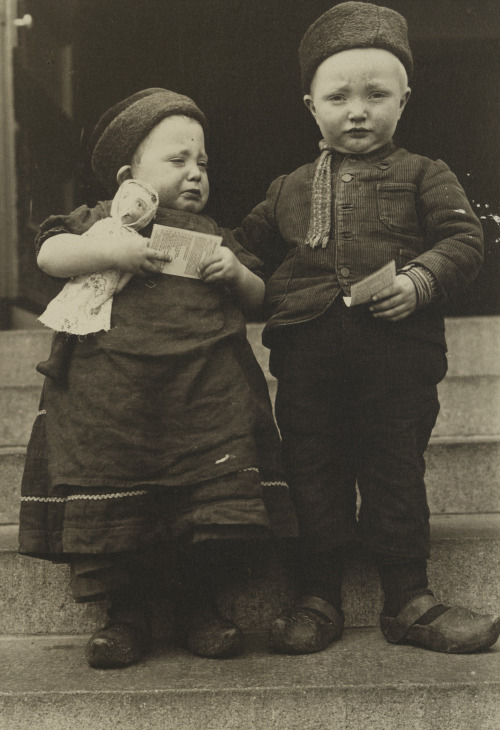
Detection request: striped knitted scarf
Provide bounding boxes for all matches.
[305,139,336,249]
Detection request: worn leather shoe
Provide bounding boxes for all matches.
[381,593,500,653]
[86,621,151,668]
[270,596,344,655]
[185,606,244,658]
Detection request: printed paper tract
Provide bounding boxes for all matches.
[148,224,222,279]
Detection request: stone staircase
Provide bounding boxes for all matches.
[0,319,499,729]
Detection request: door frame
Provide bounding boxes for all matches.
[0,0,19,299]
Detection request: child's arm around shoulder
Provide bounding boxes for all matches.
[232,175,290,278]
[36,202,169,278]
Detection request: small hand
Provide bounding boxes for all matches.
[198,247,242,286]
[369,274,417,321]
[139,249,172,276]
[115,237,171,276]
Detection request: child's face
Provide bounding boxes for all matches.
[304,48,410,155]
[129,116,209,212]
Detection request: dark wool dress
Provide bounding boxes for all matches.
[19,204,297,561]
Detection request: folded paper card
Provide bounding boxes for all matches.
[343,260,396,307]
[148,224,222,279]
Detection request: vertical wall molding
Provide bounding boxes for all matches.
[0,0,19,298]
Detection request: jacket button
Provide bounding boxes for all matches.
[341,173,354,182]
[340,267,351,277]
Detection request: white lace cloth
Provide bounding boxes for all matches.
[38,223,135,335]
[38,180,158,335]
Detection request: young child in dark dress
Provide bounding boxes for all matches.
[36,179,159,381]
[19,88,296,669]
[234,3,500,655]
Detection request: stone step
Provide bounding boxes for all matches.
[0,447,24,524]
[0,386,41,448]
[257,374,500,437]
[246,316,500,377]
[424,436,500,513]
[434,376,500,437]
[3,317,500,384]
[0,329,46,447]
[14,378,494,443]
[443,316,500,377]
[247,322,500,438]
[2,436,499,524]
[0,630,498,730]
[1,514,498,636]
[0,352,499,449]
[0,330,52,387]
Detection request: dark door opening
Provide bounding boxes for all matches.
[10,0,500,317]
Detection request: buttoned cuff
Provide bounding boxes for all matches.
[400,264,441,307]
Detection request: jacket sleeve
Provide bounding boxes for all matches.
[232,175,289,281]
[219,229,266,280]
[411,159,484,304]
[35,201,112,256]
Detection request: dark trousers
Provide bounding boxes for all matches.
[271,299,447,560]
[69,540,269,603]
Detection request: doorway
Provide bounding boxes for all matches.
[3,0,500,320]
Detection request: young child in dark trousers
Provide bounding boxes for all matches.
[19,88,296,669]
[234,2,500,654]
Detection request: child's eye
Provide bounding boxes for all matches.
[370,92,386,99]
[170,158,185,165]
[198,160,208,170]
[329,95,345,103]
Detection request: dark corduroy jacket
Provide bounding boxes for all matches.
[234,142,483,348]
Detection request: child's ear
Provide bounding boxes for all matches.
[116,165,133,186]
[303,95,317,121]
[399,87,411,115]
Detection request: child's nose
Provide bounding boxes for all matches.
[348,102,368,122]
[186,163,202,180]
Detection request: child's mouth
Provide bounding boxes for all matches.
[346,128,369,137]
[183,189,201,199]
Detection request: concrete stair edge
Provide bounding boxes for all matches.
[1,377,499,446]
[2,514,499,549]
[1,316,500,387]
[0,631,499,730]
[247,317,500,378]
[3,435,500,522]
[0,515,499,636]
[1,320,498,730]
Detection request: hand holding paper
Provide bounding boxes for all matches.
[198,246,243,285]
[369,272,418,321]
[343,260,396,307]
[148,224,222,279]
[342,260,417,321]
[147,223,264,313]
[199,246,266,315]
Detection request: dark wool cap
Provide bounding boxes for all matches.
[299,2,413,93]
[90,88,208,194]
